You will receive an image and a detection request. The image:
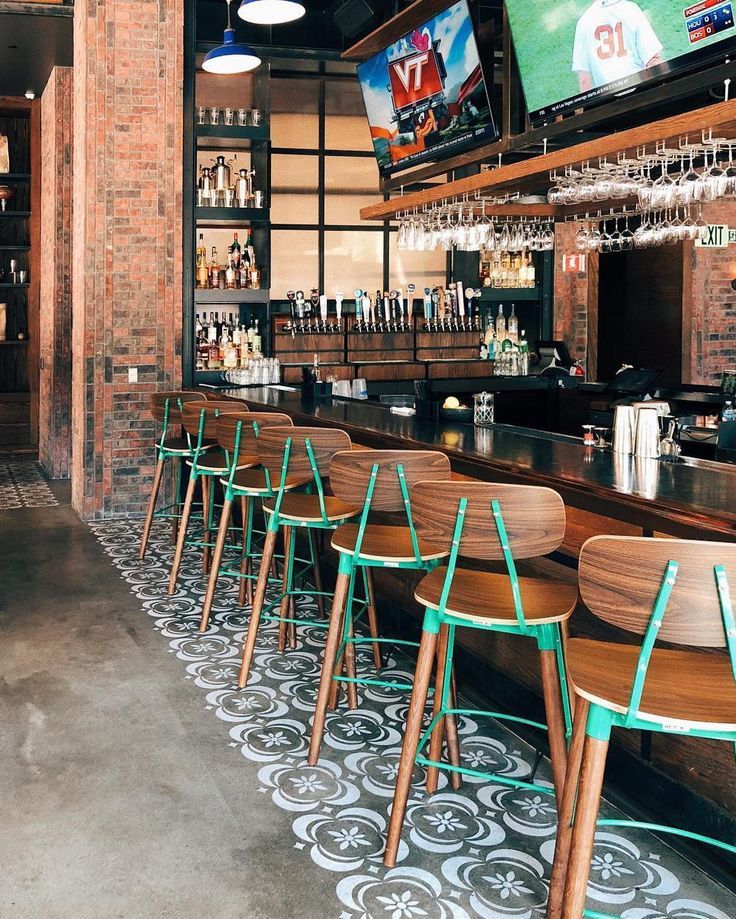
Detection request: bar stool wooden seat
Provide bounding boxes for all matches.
[197,411,303,632]
[237,427,363,689]
[139,391,206,560]
[308,449,452,766]
[166,401,248,594]
[547,536,736,919]
[383,481,575,868]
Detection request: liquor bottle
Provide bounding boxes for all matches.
[250,258,260,291]
[207,312,217,343]
[253,319,262,355]
[484,312,495,351]
[507,304,518,344]
[496,304,506,341]
[208,247,219,289]
[196,234,208,288]
[225,253,237,290]
[525,253,536,288]
[231,232,241,271]
[195,312,203,339]
[246,314,256,353]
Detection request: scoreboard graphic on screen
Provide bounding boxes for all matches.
[684,0,735,44]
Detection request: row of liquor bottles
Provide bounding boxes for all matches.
[195,311,263,372]
[195,232,262,290]
[480,251,537,289]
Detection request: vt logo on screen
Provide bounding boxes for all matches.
[392,53,430,92]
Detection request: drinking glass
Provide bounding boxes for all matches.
[208,107,220,125]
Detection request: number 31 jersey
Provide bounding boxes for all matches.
[572,0,663,88]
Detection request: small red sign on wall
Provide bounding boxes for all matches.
[562,254,586,273]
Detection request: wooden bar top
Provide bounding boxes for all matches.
[210,385,736,540]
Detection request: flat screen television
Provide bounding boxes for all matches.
[356,0,498,176]
[506,0,736,123]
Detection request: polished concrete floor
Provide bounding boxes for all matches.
[0,476,335,918]
[2,460,734,919]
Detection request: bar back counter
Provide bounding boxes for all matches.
[204,383,736,873]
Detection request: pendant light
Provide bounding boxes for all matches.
[238,0,306,26]
[203,0,261,74]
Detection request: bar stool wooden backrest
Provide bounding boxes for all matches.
[181,401,247,460]
[256,426,352,524]
[329,449,451,562]
[579,536,736,723]
[216,412,293,485]
[411,481,566,630]
[149,390,204,425]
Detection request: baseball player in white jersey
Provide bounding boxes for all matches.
[572,0,664,93]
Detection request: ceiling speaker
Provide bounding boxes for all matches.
[332,0,375,39]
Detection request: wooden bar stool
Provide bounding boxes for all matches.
[308,449,452,766]
[237,427,364,689]
[384,481,576,868]
[166,401,249,594]
[547,536,736,919]
[139,391,206,560]
[197,411,305,633]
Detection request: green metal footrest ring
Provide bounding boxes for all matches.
[414,753,553,795]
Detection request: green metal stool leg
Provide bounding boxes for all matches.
[362,566,383,669]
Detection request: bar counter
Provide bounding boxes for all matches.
[205,383,736,858]
[215,384,736,543]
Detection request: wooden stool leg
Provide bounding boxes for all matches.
[560,728,609,919]
[278,526,292,653]
[384,624,438,868]
[198,497,233,633]
[307,565,351,766]
[344,605,359,710]
[539,646,569,802]
[547,697,590,919]
[364,568,383,670]
[328,567,355,710]
[237,526,278,688]
[139,455,165,560]
[308,529,326,618]
[168,473,197,595]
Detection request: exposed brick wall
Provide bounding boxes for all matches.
[71,0,184,519]
[687,200,736,385]
[39,66,73,479]
[553,223,594,368]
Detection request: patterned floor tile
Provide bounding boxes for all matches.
[0,458,58,509]
[90,518,735,919]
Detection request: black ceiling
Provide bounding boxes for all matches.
[0,5,73,98]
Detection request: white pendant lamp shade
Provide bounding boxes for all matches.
[203,0,261,74]
[238,0,306,26]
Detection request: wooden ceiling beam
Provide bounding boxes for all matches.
[362,99,736,221]
[342,0,455,61]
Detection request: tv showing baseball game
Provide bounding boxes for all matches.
[506,0,736,123]
[356,0,497,176]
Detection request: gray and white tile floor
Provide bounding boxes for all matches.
[91,518,735,919]
[0,457,58,509]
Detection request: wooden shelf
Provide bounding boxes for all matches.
[0,173,31,182]
[194,288,269,304]
[0,282,29,289]
[361,99,736,222]
[195,206,269,224]
[195,123,269,143]
[0,211,31,219]
[0,340,28,346]
[342,0,451,60]
[481,288,540,302]
[0,245,30,251]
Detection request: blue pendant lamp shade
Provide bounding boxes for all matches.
[202,0,261,74]
[238,0,306,25]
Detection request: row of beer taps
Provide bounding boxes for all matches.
[282,282,484,336]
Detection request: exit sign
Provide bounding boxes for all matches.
[695,224,730,248]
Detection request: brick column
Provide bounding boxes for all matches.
[686,201,736,384]
[72,0,184,518]
[39,66,73,479]
[553,223,597,374]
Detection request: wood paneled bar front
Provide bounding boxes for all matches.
[203,384,736,876]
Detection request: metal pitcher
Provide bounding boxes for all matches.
[235,167,254,207]
[212,155,234,192]
[198,166,214,202]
